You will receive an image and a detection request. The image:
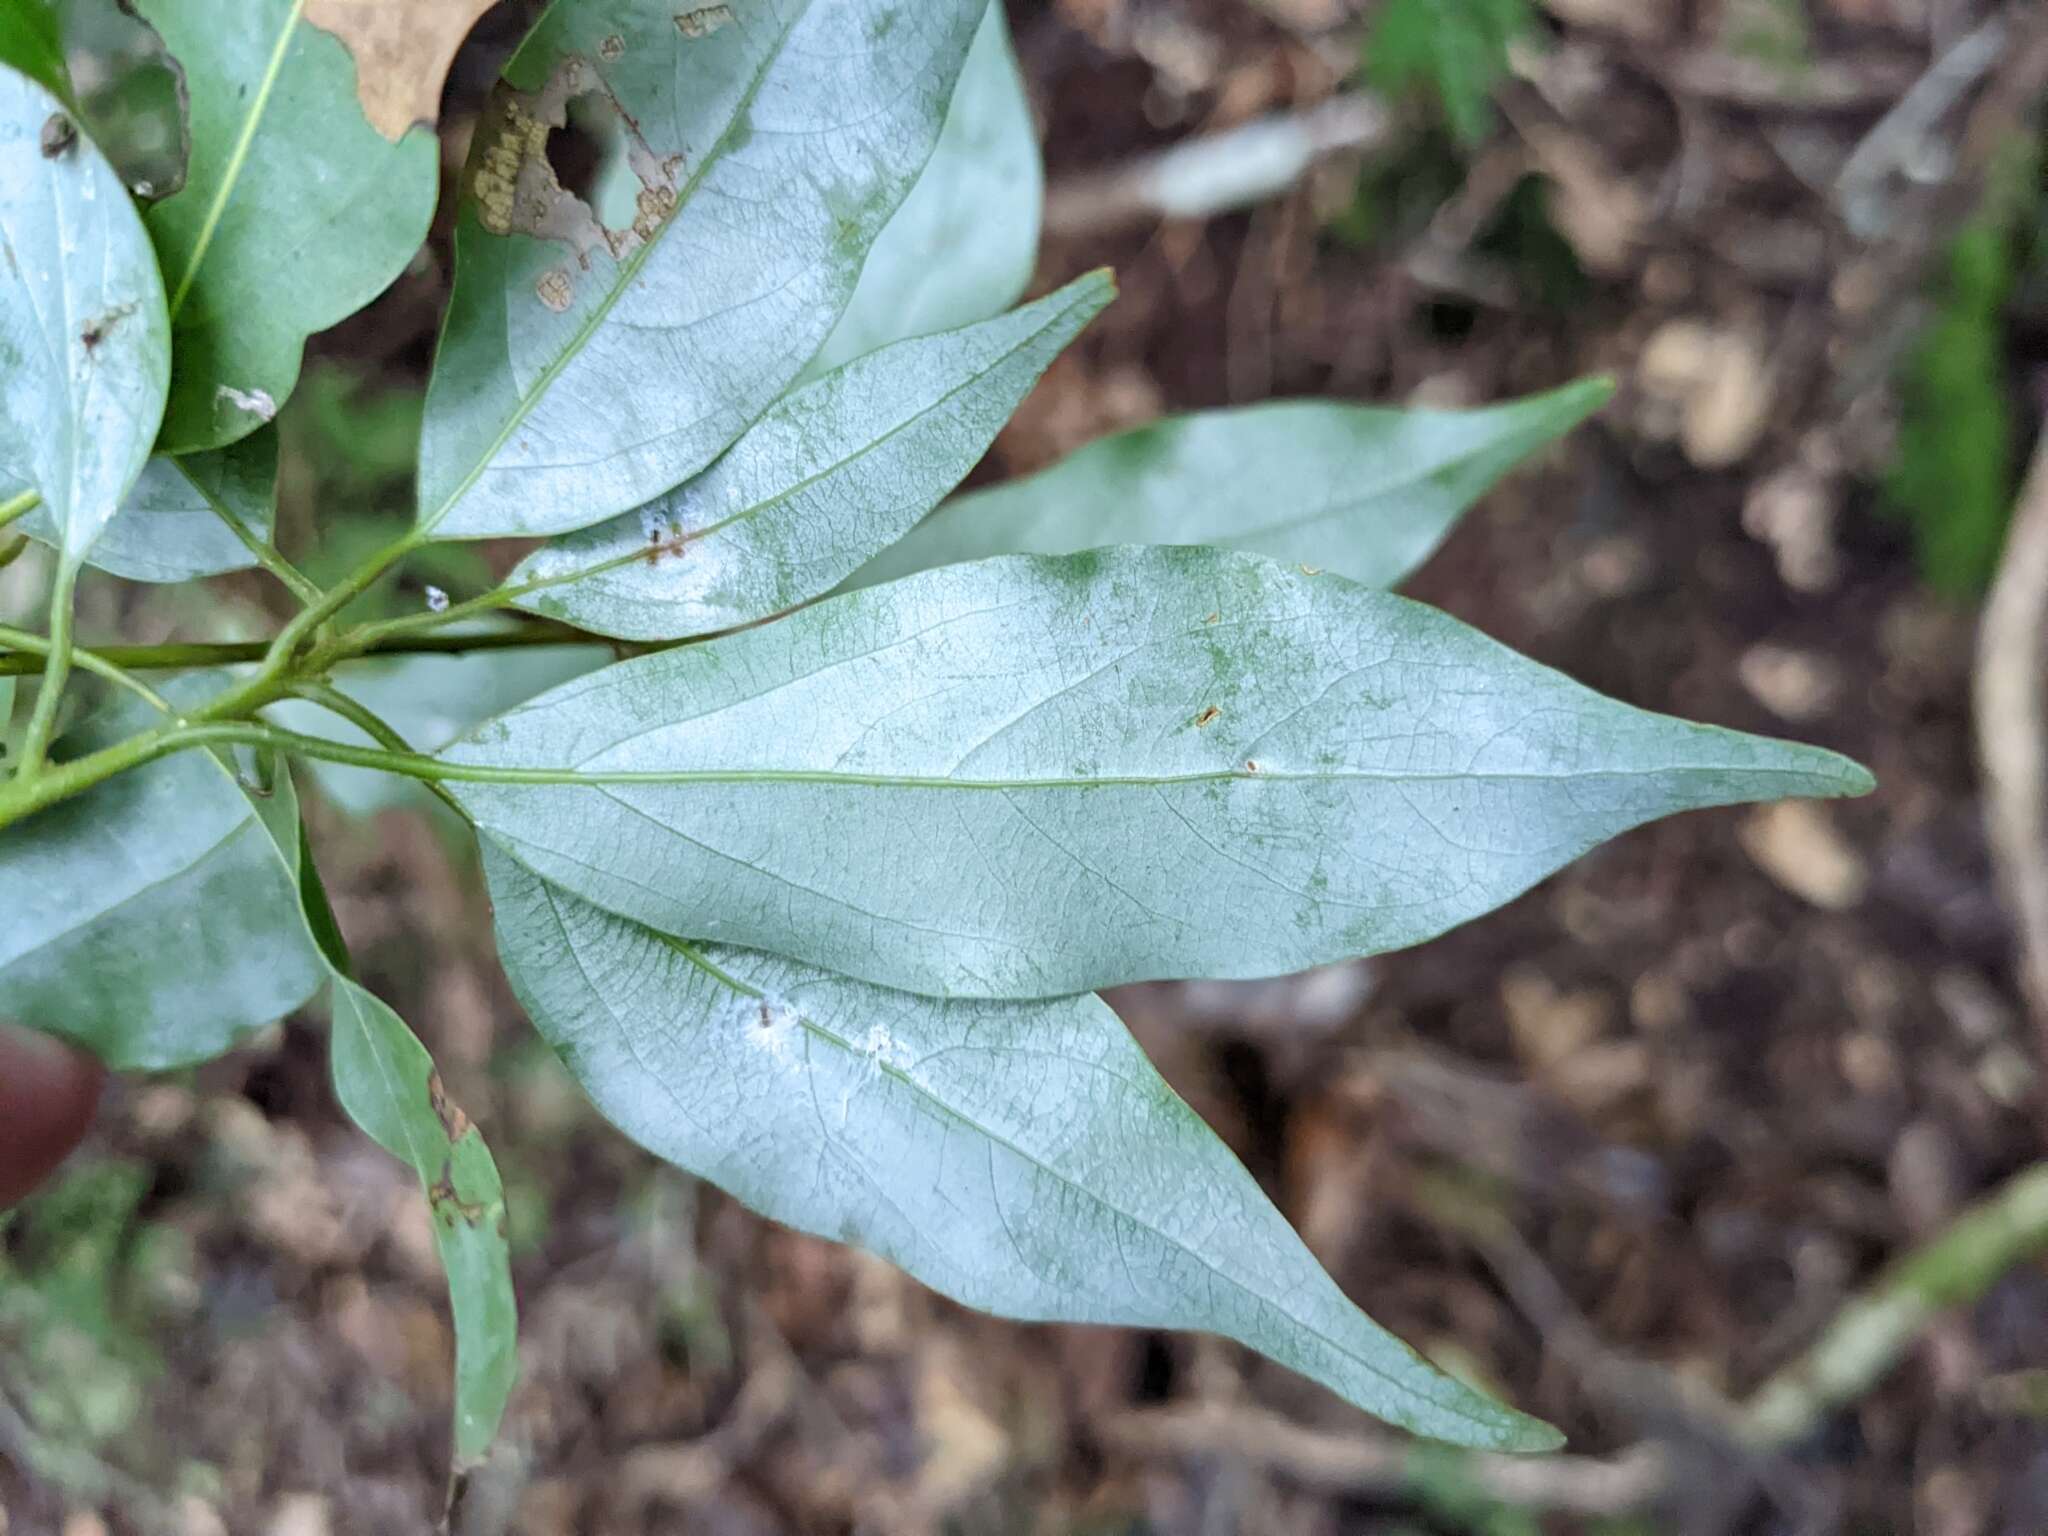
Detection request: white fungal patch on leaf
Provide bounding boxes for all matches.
[215,384,277,423]
[742,991,800,1066]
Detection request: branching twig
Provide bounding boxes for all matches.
[1974,428,2048,1033]
[1044,94,1392,236]
[1740,1160,2048,1444]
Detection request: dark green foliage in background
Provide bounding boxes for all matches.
[1886,136,2045,597]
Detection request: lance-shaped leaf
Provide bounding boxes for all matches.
[808,2,1041,375]
[0,681,326,1070]
[488,853,1557,1451]
[13,426,278,582]
[854,379,1612,593]
[287,820,519,1465]
[0,66,171,560]
[327,974,519,1464]
[416,0,984,540]
[133,0,438,452]
[504,273,1112,640]
[448,546,1871,1001]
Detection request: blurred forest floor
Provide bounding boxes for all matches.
[6,1,2048,1532]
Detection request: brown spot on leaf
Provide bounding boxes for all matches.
[598,33,626,61]
[428,1163,487,1226]
[1203,612,1221,625]
[1245,759,1262,774]
[643,522,689,564]
[304,0,501,141]
[79,304,134,353]
[468,53,682,265]
[536,267,574,311]
[675,5,734,37]
[1195,706,1221,728]
[427,1071,472,1142]
[39,112,76,158]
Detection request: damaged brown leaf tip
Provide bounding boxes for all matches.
[304,0,502,142]
[427,1070,473,1143]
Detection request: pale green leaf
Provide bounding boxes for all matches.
[14,426,278,582]
[135,0,439,452]
[506,273,1112,640]
[489,853,1557,1450]
[329,975,519,1465]
[855,379,1613,592]
[0,680,326,1069]
[416,0,984,540]
[0,65,171,561]
[808,1,1041,375]
[448,546,1871,1000]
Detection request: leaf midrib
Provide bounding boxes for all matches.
[516,279,1103,608]
[162,0,308,318]
[439,760,1851,792]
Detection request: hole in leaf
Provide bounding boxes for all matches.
[544,90,640,231]
[59,0,190,200]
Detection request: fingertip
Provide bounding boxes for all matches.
[0,1021,106,1208]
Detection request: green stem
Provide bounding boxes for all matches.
[14,559,80,777]
[0,618,603,678]
[0,487,39,533]
[282,681,467,817]
[207,501,323,606]
[1740,1160,2048,1445]
[0,625,171,714]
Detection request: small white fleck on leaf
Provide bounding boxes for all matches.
[215,384,278,423]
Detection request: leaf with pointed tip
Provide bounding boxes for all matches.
[0,679,327,1070]
[505,273,1111,640]
[448,546,1872,1001]
[277,802,520,1466]
[0,65,171,561]
[328,975,519,1464]
[488,852,1557,1450]
[13,426,278,582]
[415,0,984,540]
[854,379,1612,592]
[808,2,1041,375]
[134,0,439,452]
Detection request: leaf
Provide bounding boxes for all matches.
[329,974,519,1465]
[13,426,278,582]
[0,65,171,561]
[0,680,328,1070]
[134,0,440,452]
[487,853,1557,1451]
[415,0,985,540]
[854,378,1612,593]
[807,2,1041,375]
[276,800,519,1466]
[304,0,502,141]
[448,546,1872,1000]
[1365,0,1532,146]
[0,0,71,103]
[505,272,1112,640]
[267,640,608,817]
